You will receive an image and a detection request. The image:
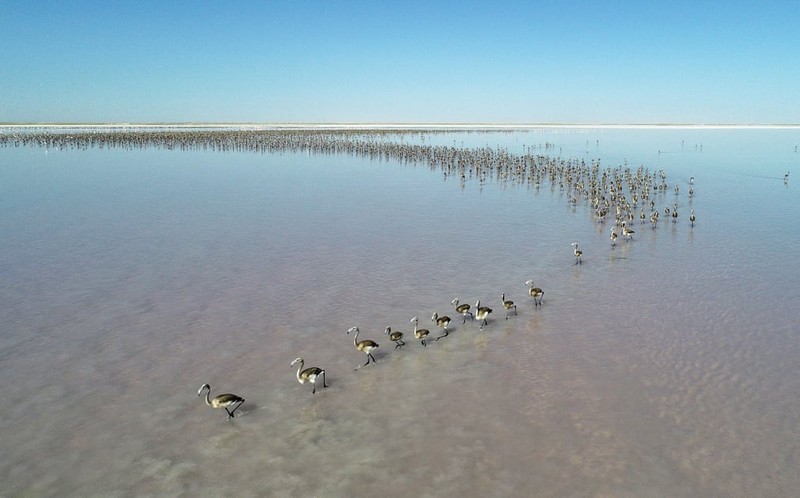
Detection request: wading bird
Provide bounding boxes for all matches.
[451,298,474,323]
[571,242,583,265]
[622,223,635,241]
[431,312,451,341]
[348,326,378,369]
[500,293,516,318]
[410,316,430,347]
[197,383,245,419]
[525,279,544,306]
[475,300,492,330]
[385,326,405,348]
[290,357,327,394]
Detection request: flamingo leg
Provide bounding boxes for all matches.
[229,400,243,417]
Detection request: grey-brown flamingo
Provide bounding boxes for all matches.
[290,357,327,394]
[197,383,245,419]
[348,326,378,369]
[571,242,583,265]
[525,279,544,306]
[431,312,451,341]
[385,326,405,348]
[500,293,516,318]
[475,300,492,330]
[451,298,474,323]
[410,316,430,347]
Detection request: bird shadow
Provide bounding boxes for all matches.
[233,402,260,418]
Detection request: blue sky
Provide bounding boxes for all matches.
[2,0,798,124]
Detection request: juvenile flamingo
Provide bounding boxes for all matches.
[197,383,245,419]
[431,312,451,341]
[475,300,492,330]
[290,357,327,394]
[451,298,474,323]
[348,326,378,369]
[385,326,406,348]
[525,279,544,306]
[500,293,516,318]
[410,316,430,347]
[571,242,583,265]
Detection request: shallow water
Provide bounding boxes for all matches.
[1,128,799,497]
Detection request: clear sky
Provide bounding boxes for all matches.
[2,0,798,124]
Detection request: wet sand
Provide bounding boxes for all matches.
[1,127,799,497]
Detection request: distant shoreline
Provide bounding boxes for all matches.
[1,122,799,130]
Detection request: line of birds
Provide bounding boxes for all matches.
[197,198,702,418]
[197,278,548,419]
[2,128,713,426]
[20,128,697,418]
[5,128,702,251]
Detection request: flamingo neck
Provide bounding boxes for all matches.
[295,361,303,381]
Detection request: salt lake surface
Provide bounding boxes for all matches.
[1,127,799,497]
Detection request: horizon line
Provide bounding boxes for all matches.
[2,122,799,130]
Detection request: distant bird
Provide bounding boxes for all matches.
[474,300,492,330]
[525,279,544,306]
[672,204,679,223]
[410,316,430,347]
[451,298,474,323]
[500,293,516,318]
[347,326,378,369]
[650,211,659,229]
[610,226,618,247]
[785,171,790,184]
[622,223,635,241]
[431,312,451,341]
[689,209,696,227]
[385,326,405,348]
[197,383,245,419]
[290,357,327,394]
[571,242,583,265]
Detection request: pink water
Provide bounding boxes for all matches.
[1,128,799,497]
